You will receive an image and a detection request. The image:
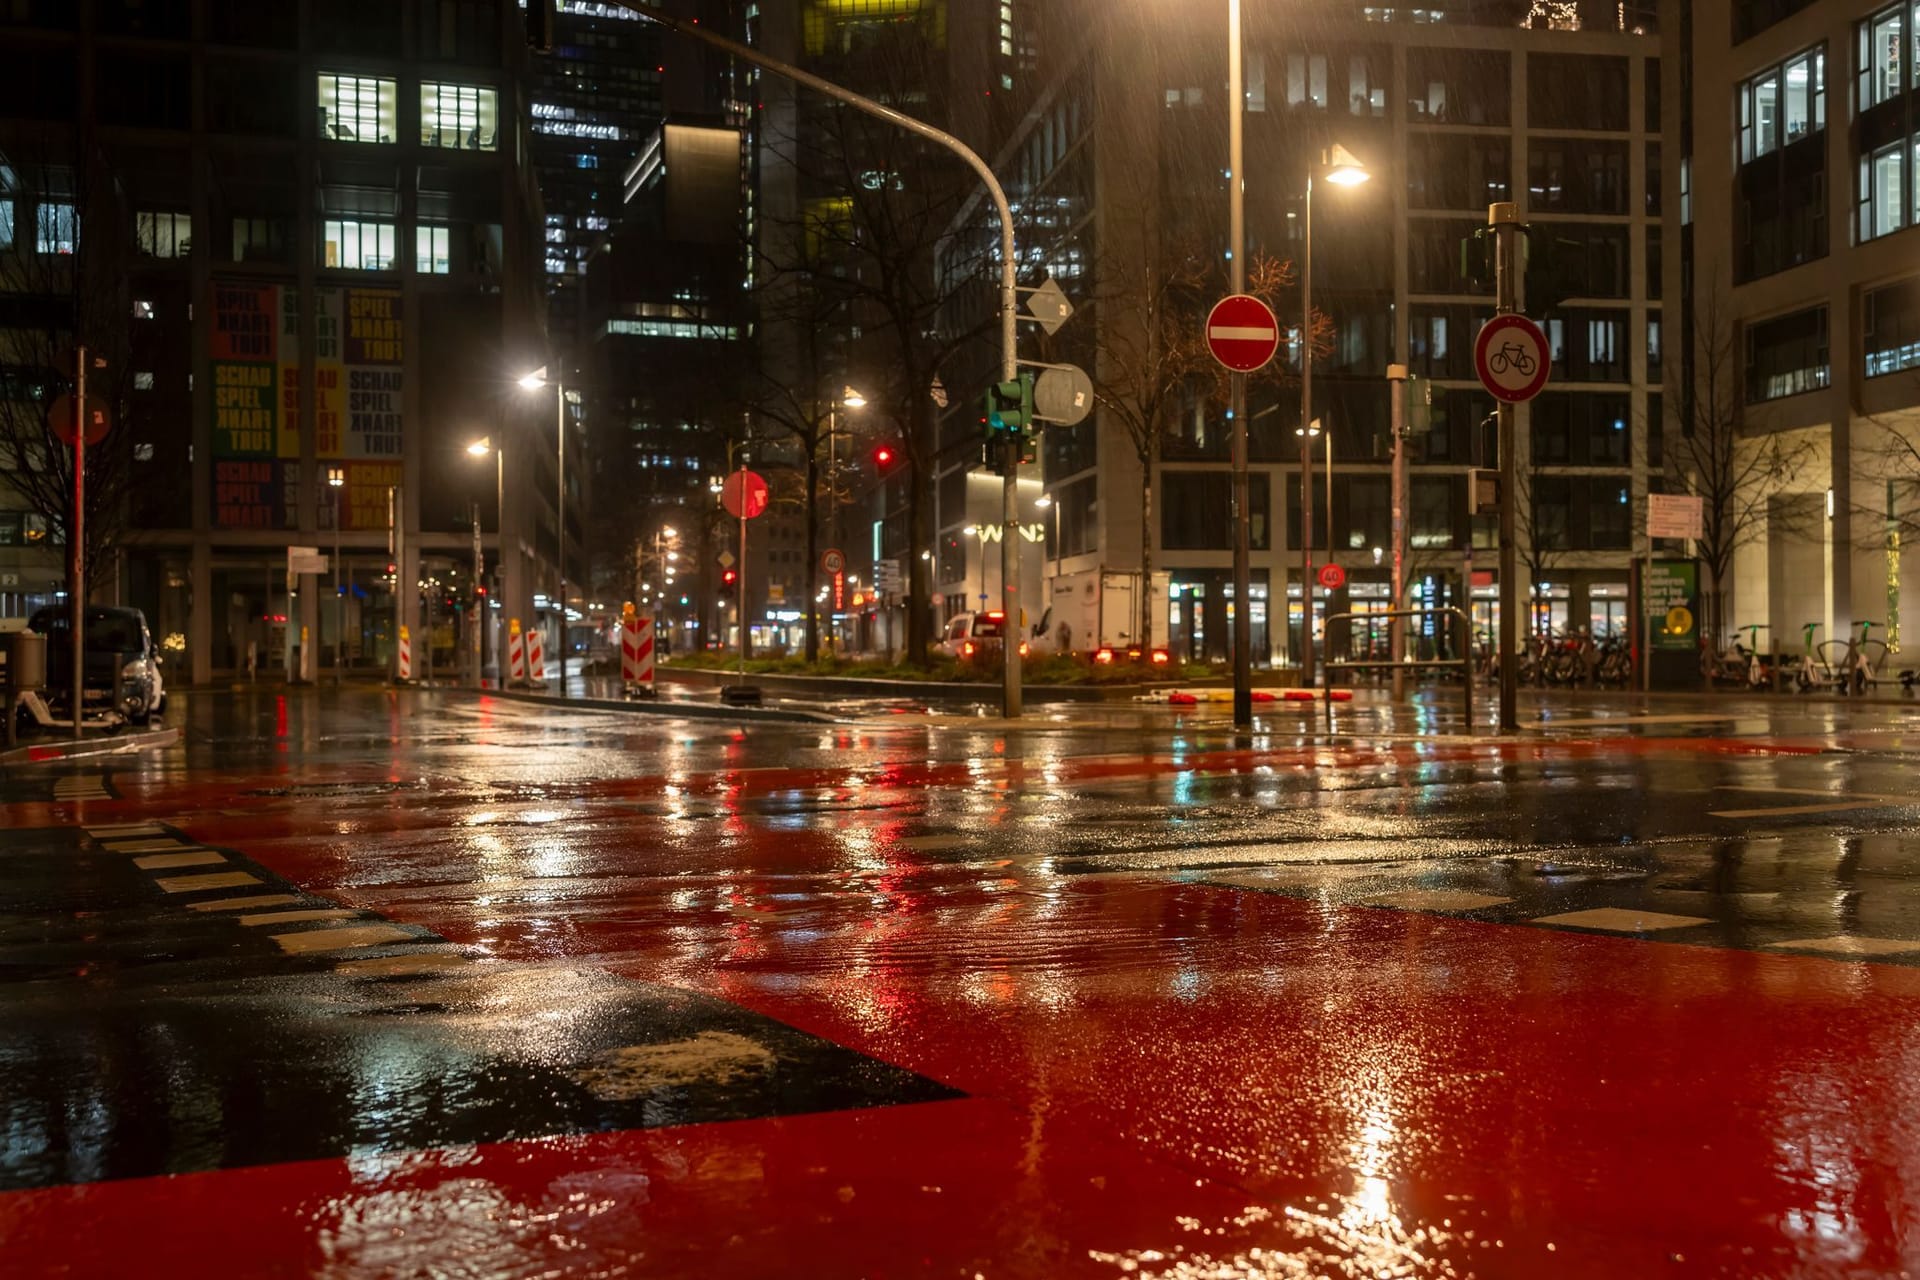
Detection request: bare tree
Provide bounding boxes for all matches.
[1666,287,1817,646]
[753,12,996,667]
[0,130,139,595]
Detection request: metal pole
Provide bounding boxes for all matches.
[556,382,567,698]
[1229,0,1251,728]
[387,484,398,682]
[493,447,503,681]
[70,346,85,738]
[738,500,748,680]
[1299,170,1315,697]
[471,499,483,687]
[334,485,344,685]
[1492,201,1521,732]
[1388,363,1408,702]
[609,0,1021,716]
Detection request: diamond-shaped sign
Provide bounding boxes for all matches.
[717,550,736,569]
[1024,278,1073,336]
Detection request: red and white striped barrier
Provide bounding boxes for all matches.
[526,627,547,684]
[621,617,655,693]
[396,625,412,681]
[507,621,526,685]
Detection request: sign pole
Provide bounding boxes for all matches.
[1491,202,1522,733]
[1227,0,1251,729]
[70,346,85,739]
[1388,363,1408,702]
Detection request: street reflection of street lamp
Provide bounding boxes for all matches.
[823,386,867,655]
[517,366,568,697]
[327,467,345,682]
[1299,144,1370,686]
[963,525,989,609]
[1035,493,1059,590]
[467,437,505,681]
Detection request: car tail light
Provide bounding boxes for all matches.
[984,611,1005,622]
[1150,649,1171,665]
[1094,647,1115,665]
[963,641,975,658]
[1019,642,1029,656]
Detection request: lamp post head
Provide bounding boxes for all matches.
[841,386,867,409]
[662,526,678,539]
[517,366,549,391]
[326,467,345,488]
[466,439,492,457]
[962,525,977,537]
[1323,144,1370,187]
[1035,494,1053,508]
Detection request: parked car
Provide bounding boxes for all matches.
[939,610,1053,663]
[28,605,167,725]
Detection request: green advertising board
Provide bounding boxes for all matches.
[1645,560,1699,651]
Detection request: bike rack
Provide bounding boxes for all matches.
[1319,606,1473,734]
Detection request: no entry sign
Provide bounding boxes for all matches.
[1473,314,1552,403]
[1205,294,1281,373]
[721,469,769,519]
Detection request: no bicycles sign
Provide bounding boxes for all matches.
[1473,314,1551,403]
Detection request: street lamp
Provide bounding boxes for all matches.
[963,525,988,609]
[467,437,505,683]
[822,385,867,658]
[327,467,345,683]
[518,367,569,697]
[1295,421,1332,558]
[1298,143,1370,687]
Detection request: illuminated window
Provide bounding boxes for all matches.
[322,218,397,270]
[135,210,192,258]
[416,225,451,274]
[317,73,397,144]
[36,201,75,254]
[420,82,497,150]
[134,371,155,390]
[0,201,11,250]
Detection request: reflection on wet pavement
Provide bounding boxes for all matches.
[5,686,1920,1276]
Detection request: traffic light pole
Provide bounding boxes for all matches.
[1228,0,1252,729]
[609,1,1022,718]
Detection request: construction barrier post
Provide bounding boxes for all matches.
[397,624,412,682]
[527,624,547,686]
[507,618,526,687]
[621,601,656,698]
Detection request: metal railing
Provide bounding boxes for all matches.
[1319,606,1473,733]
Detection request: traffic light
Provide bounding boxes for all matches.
[719,567,737,599]
[1523,228,1585,319]
[873,442,901,474]
[525,0,556,51]
[984,373,1034,433]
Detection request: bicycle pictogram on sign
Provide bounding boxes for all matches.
[1473,314,1551,403]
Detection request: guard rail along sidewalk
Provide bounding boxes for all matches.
[1320,606,1473,733]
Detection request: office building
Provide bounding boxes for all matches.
[0,0,549,683]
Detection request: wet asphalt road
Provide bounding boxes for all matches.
[5,686,1920,1277]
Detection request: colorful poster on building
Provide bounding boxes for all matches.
[277,287,301,460]
[315,289,345,458]
[212,460,278,529]
[211,280,299,527]
[345,287,403,459]
[343,461,403,532]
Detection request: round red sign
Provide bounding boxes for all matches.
[721,469,770,519]
[1473,314,1552,403]
[1317,563,1347,591]
[1204,294,1282,373]
[48,393,111,448]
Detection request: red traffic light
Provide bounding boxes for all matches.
[874,443,899,471]
[721,568,737,585]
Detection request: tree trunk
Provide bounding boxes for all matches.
[1139,456,1154,650]
[905,397,934,668]
[803,445,820,664]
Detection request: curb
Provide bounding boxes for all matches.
[656,666,1184,703]
[1,726,181,765]
[450,686,838,725]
